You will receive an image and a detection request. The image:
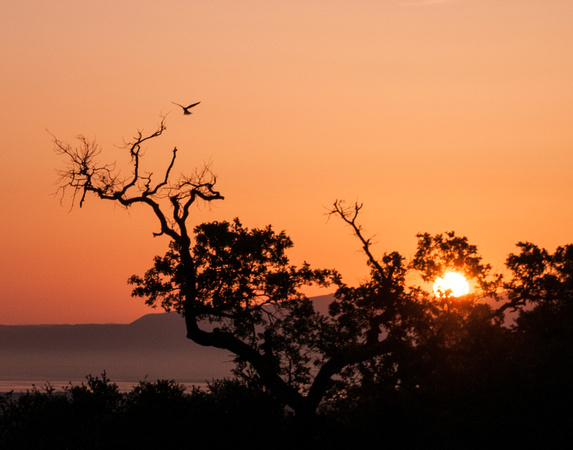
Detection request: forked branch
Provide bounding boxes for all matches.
[53,117,223,239]
[329,200,385,275]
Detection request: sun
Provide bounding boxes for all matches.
[433,272,470,297]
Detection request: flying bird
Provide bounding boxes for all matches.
[172,101,201,115]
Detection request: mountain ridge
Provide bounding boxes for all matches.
[0,294,335,383]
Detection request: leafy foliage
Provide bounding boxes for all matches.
[412,231,502,294]
[129,219,334,391]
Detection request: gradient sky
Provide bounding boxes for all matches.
[1,0,572,324]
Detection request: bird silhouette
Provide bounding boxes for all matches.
[172,101,201,115]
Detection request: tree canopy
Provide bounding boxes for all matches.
[52,116,572,446]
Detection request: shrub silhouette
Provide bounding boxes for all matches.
[0,375,300,449]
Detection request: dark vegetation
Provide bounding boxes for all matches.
[0,375,291,449]
[4,116,568,448]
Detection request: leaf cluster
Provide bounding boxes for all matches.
[130,218,336,389]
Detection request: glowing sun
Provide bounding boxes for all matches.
[433,272,470,297]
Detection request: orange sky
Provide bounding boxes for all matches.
[1,0,573,324]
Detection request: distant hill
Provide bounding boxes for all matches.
[0,294,336,384]
[0,312,233,383]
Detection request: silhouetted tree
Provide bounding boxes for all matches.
[504,242,573,382]
[500,242,573,445]
[55,120,478,415]
[57,117,565,433]
[327,215,572,448]
[55,120,410,417]
[324,203,506,403]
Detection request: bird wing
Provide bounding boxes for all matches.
[171,101,185,108]
[185,101,201,109]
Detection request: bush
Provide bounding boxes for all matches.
[0,375,293,450]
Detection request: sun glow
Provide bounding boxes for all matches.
[433,272,470,297]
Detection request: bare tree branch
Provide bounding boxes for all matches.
[53,117,223,240]
[329,200,385,275]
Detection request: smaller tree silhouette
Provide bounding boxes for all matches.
[324,202,505,402]
[503,243,573,438]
